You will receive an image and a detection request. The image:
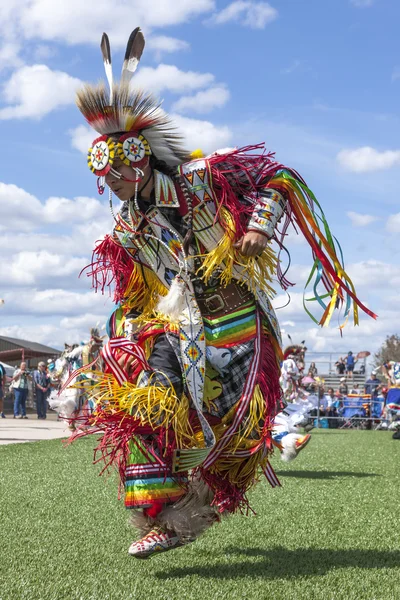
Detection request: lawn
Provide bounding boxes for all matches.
[0,430,399,600]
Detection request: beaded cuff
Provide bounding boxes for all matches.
[247,189,286,238]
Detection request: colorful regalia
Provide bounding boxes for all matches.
[71,27,376,558]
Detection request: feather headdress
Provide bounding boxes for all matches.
[76,27,190,166]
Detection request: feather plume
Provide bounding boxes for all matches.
[76,27,191,165]
[100,33,113,103]
[121,27,145,84]
[156,275,187,321]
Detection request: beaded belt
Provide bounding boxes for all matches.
[196,281,254,318]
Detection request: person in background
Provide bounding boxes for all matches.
[308,362,318,378]
[0,363,6,418]
[338,377,348,396]
[319,387,330,415]
[350,383,360,395]
[325,387,338,425]
[346,351,357,380]
[332,390,344,416]
[11,362,31,419]
[364,371,381,398]
[326,387,335,407]
[335,357,346,375]
[33,361,50,420]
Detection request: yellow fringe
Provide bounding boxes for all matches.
[122,263,169,325]
[209,446,267,490]
[197,207,277,298]
[74,371,195,450]
[208,383,271,488]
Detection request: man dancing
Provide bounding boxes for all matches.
[72,27,376,558]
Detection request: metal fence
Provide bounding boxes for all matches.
[313,396,386,430]
[304,352,368,376]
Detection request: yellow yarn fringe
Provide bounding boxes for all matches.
[197,207,277,298]
[74,371,195,450]
[208,383,271,488]
[123,262,169,325]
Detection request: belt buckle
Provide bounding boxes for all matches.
[204,294,225,313]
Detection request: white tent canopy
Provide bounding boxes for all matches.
[0,361,15,377]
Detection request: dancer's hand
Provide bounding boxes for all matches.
[117,352,136,377]
[234,231,269,257]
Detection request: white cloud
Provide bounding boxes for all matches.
[171,114,233,153]
[9,0,215,46]
[386,213,400,233]
[0,316,107,349]
[208,1,278,28]
[60,313,107,330]
[147,36,190,58]
[133,64,215,95]
[0,64,81,120]
[337,146,400,173]
[347,211,379,227]
[172,85,230,114]
[2,289,109,317]
[0,181,109,232]
[0,42,23,72]
[349,260,400,289]
[69,125,95,154]
[0,251,86,286]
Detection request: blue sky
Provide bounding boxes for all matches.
[0,0,399,359]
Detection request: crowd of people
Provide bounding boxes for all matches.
[1,360,54,420]
[335,352,365,378]
[279,344,396,431]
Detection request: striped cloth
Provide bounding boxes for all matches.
[125,440,187,509]
[202,299,257,348]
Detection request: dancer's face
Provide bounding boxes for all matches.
[105,157,152,202]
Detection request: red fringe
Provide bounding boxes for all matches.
[67,408,182,495]
[80,234,134,304]
[208,144,284,241]
[198,329,282,514]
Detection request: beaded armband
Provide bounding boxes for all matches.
[247,189,286,238]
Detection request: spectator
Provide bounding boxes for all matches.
[319,389,330,415]
[308,362,318,378]
[34,362,51,420]
[11,362,31,419]
[335,357,346,375]
[0,363,6,418]
[359,363,365,376]
[338,377,348,396]
[350,383,360,395]
[364,371,381,398]
[346,351,357,380]
[332,391,344,415]
[326,387,335,407]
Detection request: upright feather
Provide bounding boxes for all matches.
[100,32,113,103]
[121,27,145,84]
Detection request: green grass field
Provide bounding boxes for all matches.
[1,430,399,600]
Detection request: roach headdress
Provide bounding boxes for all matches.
[76,27,190,179]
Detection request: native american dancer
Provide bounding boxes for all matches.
[49,328,104,426]
[70,27,376,558]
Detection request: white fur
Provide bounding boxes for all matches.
[280,433,302,462]
[156,276,186,321]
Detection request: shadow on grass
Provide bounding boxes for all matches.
[156,547,400,580]
[276,470,381,479]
